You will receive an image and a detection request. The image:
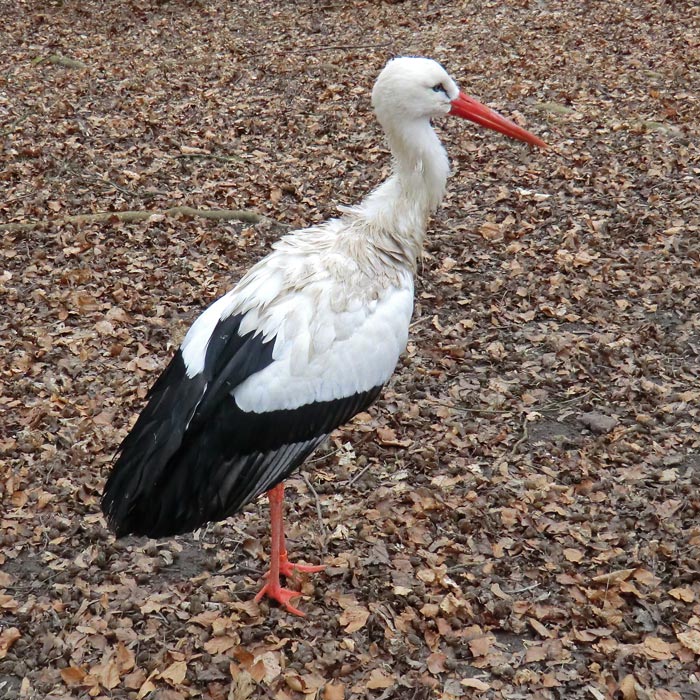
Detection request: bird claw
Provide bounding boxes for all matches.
[254,581,306,617]
[278,557,326,578]
[261,552,325,579]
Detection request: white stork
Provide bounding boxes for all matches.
[102,56,545,615]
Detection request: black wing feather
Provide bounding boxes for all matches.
[102,312,383,538]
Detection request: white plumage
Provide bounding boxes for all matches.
[102,56,544,615]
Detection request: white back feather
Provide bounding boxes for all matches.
[182,58,461,408]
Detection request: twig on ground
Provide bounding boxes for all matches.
[0,111,33,137]
[248,40,392,59]
[175,153,244,164]
[302,474,327,542]
[0,205,282,233]
[501,582,540,595]
[510,413,531,455]
[346,463,372,487]
[33,53,88,70]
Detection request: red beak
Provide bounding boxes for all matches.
[450,91,546,148]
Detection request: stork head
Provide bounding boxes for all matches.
[372,56,545,148]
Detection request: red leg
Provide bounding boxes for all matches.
[278,490,325,577]
[254,483,311,616]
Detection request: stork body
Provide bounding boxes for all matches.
[102,57,544,615]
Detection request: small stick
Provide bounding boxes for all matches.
[302,474,327,541]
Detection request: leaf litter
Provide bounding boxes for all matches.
[1,1,699,699]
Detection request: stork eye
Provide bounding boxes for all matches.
[432,83,447,94]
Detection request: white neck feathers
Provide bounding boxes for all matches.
[345,118,450,272]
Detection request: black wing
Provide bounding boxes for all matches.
[101,313,382,538]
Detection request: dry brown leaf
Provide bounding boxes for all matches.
[529,617,553,638]
[204,635,238,655]
[542,673,561,688]
[234,647,256,668]
[439,593,465,614]
[461,678,490,691]
[619,580,643,597]
[285,674,305,692]
[479,221,503,241]
[524,644,547,664]
[123,669,147,691]
[468,635,495,658]
[676,629,700,655]
[618,674,637,700]
[668,587,695,603]
[654,691,682,700]
[137,675,157,700]
[233,599,261,618]
[257,652,282,683]
[96,659,121,690]
[375,426,411,447]
[420,603,440,618]
[229,670,255,700]
[633,569,661,587]
[338,605,370,633]
[426,652,447,674]
[499,507,518,527]
[0,628,20,659]
[249,659,267,683]
[160,660,188,685]
[416,568,436,584]
[591,568,635,584]
[641,637,672,660]
[60,666,86,686]
[0,596,18,613]
[323,681,345,700]
[563,548,584,563]
[365,669,394,690]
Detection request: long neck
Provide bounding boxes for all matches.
[348,118,451,272]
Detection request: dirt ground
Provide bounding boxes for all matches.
[1,1,699,698]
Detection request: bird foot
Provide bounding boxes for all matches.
[277,555,325,578]
[254,581,306,617]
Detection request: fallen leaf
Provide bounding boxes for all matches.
[96,658,121,690]
[323,681,345,700]
[591,569,635,584]
[529,617,553,638]
[461,678,490,691]
[249,659,267,683]
[375,426,410,447]
[563,548,584,563]
[676,629,700,655]
[204,635,238,655]
[366,669,394,690]
[668,587,695,603]
[479,221,503,241]
[468,635,495,658]
[427,652,447,674]
[160,660,187,685]
[0,628,20,659]
[420,603,440,618]
[339,606,370,633]
[229,670,255,700]
[641,637,672,660]
[60,666,86,686]
[618,674,637,700]
[524,644,547,664]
